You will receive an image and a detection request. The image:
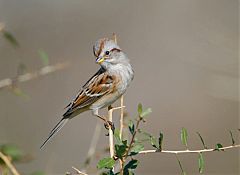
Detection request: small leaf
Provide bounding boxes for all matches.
[3,30,20,48]
[128,120,135,135]
[17,63,27,75]
[114,129,122,145]
[12,87,30,99]
[229,130,235,146]
[130,143,144,156]
[97,157,115,169]
[138,129,151,138]
[158,132,163,151]
[196,132,207,149]
[150,136,158,149]
[214,143,224,151]
[1,144,23,161]
[38,49,49,66]
[140,108,152,118]
[176,155,186,175]
[181,128,188,148]
[124,159,138,170]
[198,153,204,174]
[99,169,114,175]
[115,143,127,159]
[137,103,143,116]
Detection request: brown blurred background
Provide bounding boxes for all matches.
[0,0,239,174]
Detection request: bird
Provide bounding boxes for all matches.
[40,36,134,149]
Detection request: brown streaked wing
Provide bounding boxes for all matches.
[63,68,116,117]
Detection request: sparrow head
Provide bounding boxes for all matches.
[93,38,129,69]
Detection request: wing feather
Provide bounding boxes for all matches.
[63,68,116,117]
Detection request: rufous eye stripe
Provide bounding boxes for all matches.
[110,48,121,52]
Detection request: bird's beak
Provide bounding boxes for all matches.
[96,56,106,64]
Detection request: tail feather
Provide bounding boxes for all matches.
[40,118,69,149]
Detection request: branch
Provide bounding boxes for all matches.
[119,95,124,139]
[84,122,102,167]
[107,105,125,174]
[71,166,88,175]
[0,151,20,175]
[139,144,240,155]
[0,23,4,32]
[0,62,70,90]
[108,107,115,159]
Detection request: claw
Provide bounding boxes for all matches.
[104,121,115,134]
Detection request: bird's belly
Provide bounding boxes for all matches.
[89,91,121,110]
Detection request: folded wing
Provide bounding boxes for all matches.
[63,67,116,117]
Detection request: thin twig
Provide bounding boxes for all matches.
[139,144,240,154]
[0,23,4,32]
[108,107,115,172]
[72,166,88,175]
[107,105,126,174]
[125,118,141,158]
[119,95,124,139]
[0,151,20,175]
[119,116,142,175]
[84,122,102,167]
[0,62,70,90]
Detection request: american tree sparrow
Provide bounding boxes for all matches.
[40,36,134,148]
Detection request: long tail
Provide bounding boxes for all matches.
[40,118,69,149]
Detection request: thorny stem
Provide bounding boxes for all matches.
[119,116,142,174]
[0,62,70,90]
[139,144,240,155]
[125,117,141,157]
[0,151,20,175]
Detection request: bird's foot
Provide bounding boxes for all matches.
[95,114,115,135]
[104,121,115,135]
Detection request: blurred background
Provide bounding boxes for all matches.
[0,0,239,174]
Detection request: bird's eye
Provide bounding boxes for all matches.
[105,51,110,55]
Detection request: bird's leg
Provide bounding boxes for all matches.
[93,109,115,134]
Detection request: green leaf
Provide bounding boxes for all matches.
[138,129,151,138]
[214,143,224,151]
[3,30,20,48]
[130,143,144,156]
[229,130,235,146]
[158,132,163,151]
[198,153,204,174]
[150,136,158,149]
[140,108,152,118]
[128,120,135,135]
[38,49,49,66]
[99,169,114,175]
[97,157,115,169]
[114,129,122,145]
[137,103,143,115]
[12,87,30,99]
[1,144,23,161]
[176,155,186,175]
[17,63,27,75]
[181,128,188,148]
[115,142,128,159]
[124,159,138,170]
[196,132,207,149]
